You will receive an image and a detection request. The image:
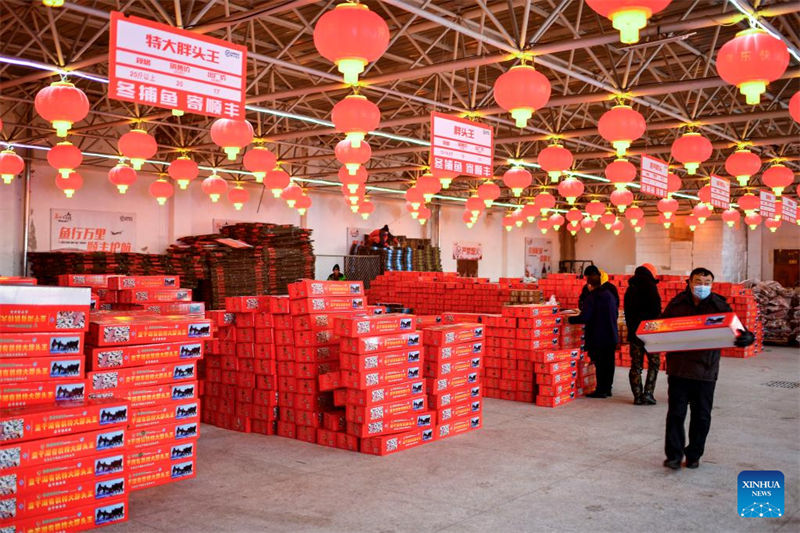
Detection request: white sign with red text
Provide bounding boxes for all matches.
[640,155,669,198]
[109,12,246,118]
[781,197,797,224]
[760,191,776,219]
[430,112,494,179]
[50,209,136,252]
[709,175,731,210]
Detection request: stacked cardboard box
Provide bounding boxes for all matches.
[721,286,763,357]
[28,252,174,287]
[86,303,210,493]
[201,296,280,435]
[0,284,131,531]
[423,324,484,442]
[0,277,37,286]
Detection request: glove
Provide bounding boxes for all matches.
[734,329,755,348]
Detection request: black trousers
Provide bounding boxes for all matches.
[588,346,616,395]
[665,375,716,461]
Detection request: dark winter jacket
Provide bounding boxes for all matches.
[568,285,619,350]
[579,282,619,311]
[624,266,662,344]
[659,288,732,382]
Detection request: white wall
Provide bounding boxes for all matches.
[0,173,23,276]
[574,220,636,275]
[761,221,800,281]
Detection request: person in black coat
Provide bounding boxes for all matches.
[658,267,755,470]
[624,263,662,405]
[578,269,619,310]
[568,265,619,398]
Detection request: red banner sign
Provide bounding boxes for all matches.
[760,191,776,219]
[781,197,797,224]
[430,112,494,179]
[109,12,247,118]
[640,155,669,198]
[709,175,730,210]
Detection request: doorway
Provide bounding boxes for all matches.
[773,249,799,287]
[457,259,479,278]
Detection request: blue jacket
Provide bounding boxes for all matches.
[568,285,619,350]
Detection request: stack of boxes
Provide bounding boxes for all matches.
[0,284,131,531]
[720,286,763,358]
[85,292,211,492]
[201,295,281,435]
[422,323,484,441]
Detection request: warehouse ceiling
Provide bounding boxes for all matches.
[0,0,798,214]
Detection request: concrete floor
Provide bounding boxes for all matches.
[110,346,799,533]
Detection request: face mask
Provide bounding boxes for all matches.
[692,285,711,300]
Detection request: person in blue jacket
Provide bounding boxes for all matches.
[568,265,619,398]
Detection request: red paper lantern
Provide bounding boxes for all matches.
[605,158,636,189]
[345,184,366,206]
[698,185,712,206]
[765,218,781,232]
[586,201,607,220]
[600,212,617,230]
[406,201,420,219]
[611,219,625,235]
[339,166,368,195]
[46,141,83,179]
[658,213,672,229]
[228,185,250,211]
[513,210,524,228]
[549,213,565,231]
[671,132,713,175]
[477,181,501,207]
[417,173,442,203]
[567,220,581,236]
[581,217,596,234]
[332,94,380,147]
[693,204,712,223]
[537,143,573,182]
[536,192,557,215]
[358,200,375,220]
[625,206,645,225]
[0,149,24,185]
[168,156,199,190]
[432,169,458,189]
[56,171,82,198]
[557,177,584,205]
[717,29,789,105]
[738,193,760,214]
[502,214,516,232]
[585,0,671,44]
[405,186,425,211]
[281,183,303,209]
[522,203,541,223]
[118,129,157,170]
[790,91,800,123]
[721,208,741,228]
[201,174,228,203]
[502,167,532,197]
[107,163,137,194]
[493,65,551,128]
[597,105,646,156]
[417,206,432,226]
[465,196,485,217]
[633,218,646,233]
[745,213,762,230]
[725,149,761,187]
[685,214,700,231]
[210,118,254,160]
[762,164,794,196]
[566,208,584,224]
[243,146,277,183]
[149,178,174,206]
[463,210,476,228]
[34,81,89,137]
[335,139,371,175]
[610,188,634,212]
[295,194,312,216]
[537,218,552,234]
[667,172,682,196]
[657,197,679,219]
[265,169,291,198]
[313,2,390,85]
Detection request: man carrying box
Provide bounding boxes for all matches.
[660,267,755,470]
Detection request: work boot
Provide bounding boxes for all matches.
[663,458,681,470]
[586,391,607,398]
[633,395,644,405]
[642,393,657,405]
[686,459,700,469]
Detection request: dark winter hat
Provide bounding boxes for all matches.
[332,264,340,270]
[583,265,601,277]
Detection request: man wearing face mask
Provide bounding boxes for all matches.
[659,267,755,470]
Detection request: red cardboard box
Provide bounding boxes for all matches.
[535,391,575,407]
[424,341,484,362]
[429,384,481,409]
[58,274,120,289]
[426,370,480,395]
[9,497,128,531]
[340,331,421,354]
[423,356,482,378]
[0,428,126,473]
[127,439,196,471]
[423,324,484,346]
[348,410,434,438]
[637,313,745,352]
[289,296,365,315]
[537,382,576,397]
[528,348,581,364]
[0,380,86,409]
[107,276,180,290]
[130,400,199,428]
[334,314,416,337]
[502,304,559,318]
[127,421,198,449]
[0,332,85,359]
[340,347,422,372]
[97,382,196,409]
[88,316,212,347]
[288,280,364,299]
[141,302,205,316]
[0,399,129,444]
[128,457,196,491]
[116,288,192,304]
[342,364,421,389]
[87,340,203,370]
[436,398,481,422]
[87,362,196,393]
[533,359,579,374]
[518,316,563,329]
[437,413,482,440]
[0,286,91,333]
[345,395,427,423]
[360,426,435,455]
[346,380,425,407]
[0,277,37,287]
[293,313,351,332]
[0,355,84,384]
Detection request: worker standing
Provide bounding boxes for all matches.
[624,263,662,405]
[327,264,346,281]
